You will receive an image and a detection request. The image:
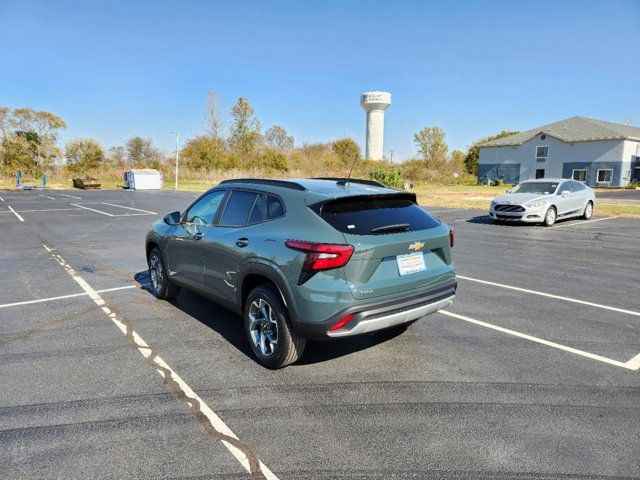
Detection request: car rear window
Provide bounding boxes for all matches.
[219,190,258,226]
[316,194,440,235]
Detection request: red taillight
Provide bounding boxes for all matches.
[328,313,355,332]
[286,240,354,284]
[286,240,354,271]
[449,229,455,248]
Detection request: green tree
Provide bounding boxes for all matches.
[65,138,105,172]
[332,138,360,166]
[413,126,448,165]
[264,125,294,152]
[0,107,66,175]
[464,130,519,175]
[229,97,260,163]
[181,135,236,170]
[126,136,161,168]
[259,149,289,173]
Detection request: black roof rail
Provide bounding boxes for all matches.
[219,178,307,191]
[311,177,386,188]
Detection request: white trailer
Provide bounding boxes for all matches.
[124,169,163,190]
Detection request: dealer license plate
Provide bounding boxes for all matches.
[396,252,426,276]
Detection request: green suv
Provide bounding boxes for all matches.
[146,178,457,368]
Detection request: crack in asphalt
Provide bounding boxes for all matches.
[37,241,270,480]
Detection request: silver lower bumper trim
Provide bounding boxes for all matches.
[327,295,455,337]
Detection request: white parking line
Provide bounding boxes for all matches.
[439,310,639,371]
[7,205,24,222]
[0,196,4,202]
[101,202,157,215]
[71,203,115,216]
[554,216,618,228]
[59,193,82,199]
[42,243,278,479]
[0,208,81,214]
[39,194,55,200]
[626,353,640,370]
[0,285,137,309]
[457,275,640,318]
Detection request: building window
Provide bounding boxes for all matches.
[597,169,613,184]
[535,146,548,162]
[535,169,545,179]
[572,169,587,182]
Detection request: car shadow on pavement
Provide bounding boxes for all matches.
[134,270,406,366]
[466,215,531,227]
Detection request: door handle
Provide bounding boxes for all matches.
[236,238,249,248]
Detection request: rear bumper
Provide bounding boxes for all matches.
[293,279,457,339]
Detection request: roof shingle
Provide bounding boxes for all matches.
[479,116,640,147]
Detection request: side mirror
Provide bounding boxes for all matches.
[560,190,571,196]
[163,211,181,225]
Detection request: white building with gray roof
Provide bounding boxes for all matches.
[478,116,640,187]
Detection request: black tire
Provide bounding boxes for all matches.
[543,206,557,227]
[147,247,180,300]
[244,285,306,369]
[582,201,593,220]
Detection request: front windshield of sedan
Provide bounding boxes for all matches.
[510,182,559,195]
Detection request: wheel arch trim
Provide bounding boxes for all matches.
[237,262,300,324]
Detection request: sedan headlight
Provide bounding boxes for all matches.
[524,200,549,209]
[490,200,497,207]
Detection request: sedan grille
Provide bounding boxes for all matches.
[494,204,525,212]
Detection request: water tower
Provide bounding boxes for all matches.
[360,91,392,160]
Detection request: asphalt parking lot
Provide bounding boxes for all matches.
[1,189,639,479]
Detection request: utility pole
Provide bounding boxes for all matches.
[171,131,179,190]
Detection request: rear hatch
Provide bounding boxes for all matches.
[312,193,454,300]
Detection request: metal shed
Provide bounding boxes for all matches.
[124,169,163,190]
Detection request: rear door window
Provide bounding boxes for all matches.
[248,194,265,224]
[219,190,258,226]
[317,195,440,235]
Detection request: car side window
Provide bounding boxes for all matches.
[267,195,284,219]
[219,190,258,226]
[184,190,226,225]
[558,182,570,193]
[248,194,265,224]
[569,181,581,193]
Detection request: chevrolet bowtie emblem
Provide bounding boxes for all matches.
[409,241,424,251]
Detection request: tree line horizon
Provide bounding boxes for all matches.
[0,94,517,186]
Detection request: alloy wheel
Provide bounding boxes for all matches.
[248,298,278,357]
[149,255,164,292]
[585,203,593,219]
[545,208,556,225]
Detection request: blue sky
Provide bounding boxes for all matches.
[1,0,638,160]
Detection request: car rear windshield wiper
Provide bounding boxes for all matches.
[370,223,410,233]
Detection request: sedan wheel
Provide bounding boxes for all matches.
[543,207,556,227]
[583,202,593,220]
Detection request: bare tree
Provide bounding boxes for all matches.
[204,91,223,139]
[264,125,294,152]
[126,136,161,168]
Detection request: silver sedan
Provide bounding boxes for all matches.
[489,179,596,226]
